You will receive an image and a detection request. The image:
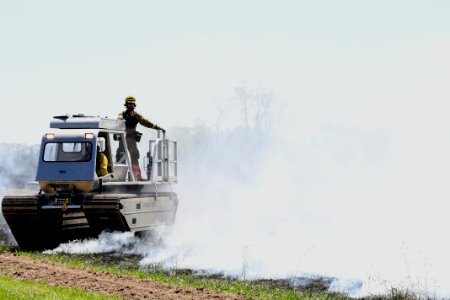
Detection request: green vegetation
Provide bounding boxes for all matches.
[20,251,349,300]
[0,275,120,300]
[1,248,429,299]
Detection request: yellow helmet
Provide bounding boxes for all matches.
[124,95,136,106]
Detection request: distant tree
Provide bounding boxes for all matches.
[233,81,278,133]
[234,81,252,130]
[161,82,285,185]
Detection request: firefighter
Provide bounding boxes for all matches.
[96,146,108,177]
[96,137,108,177]
[117,96,164,180]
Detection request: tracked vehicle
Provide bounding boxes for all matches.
[1,114,178,250]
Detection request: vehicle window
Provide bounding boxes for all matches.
[62,142,82,152]
[43,142,92,162]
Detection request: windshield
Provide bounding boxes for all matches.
[43,142,92,162]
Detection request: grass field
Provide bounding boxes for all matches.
[0,275,120,300]
[0,247,427,299]
[22,251,350,300]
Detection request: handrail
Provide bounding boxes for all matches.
[148,136,177,183]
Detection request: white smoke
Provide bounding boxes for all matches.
[10,87,450,298]
[46,231,141,255]
[45,228,169,256]
[137,113,450,298]
[52,115,450,298]
[46,122,450,297]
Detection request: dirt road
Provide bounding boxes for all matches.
[0,252,249,300]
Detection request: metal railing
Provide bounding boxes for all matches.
[148,132,177,183]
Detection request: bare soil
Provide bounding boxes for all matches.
[0,252,249,300]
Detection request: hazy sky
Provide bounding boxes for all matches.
[1,0,450,144]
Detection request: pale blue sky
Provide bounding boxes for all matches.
[1,1,450,143]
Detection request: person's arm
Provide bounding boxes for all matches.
[135,112,165,131]
[135,112,156,128]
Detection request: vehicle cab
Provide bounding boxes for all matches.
[36,115,132,193]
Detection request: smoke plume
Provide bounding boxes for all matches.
[4,86,450,298]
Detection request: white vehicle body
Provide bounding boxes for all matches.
[1,114,178,250]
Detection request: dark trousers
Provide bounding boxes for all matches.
[116,135,140,166]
